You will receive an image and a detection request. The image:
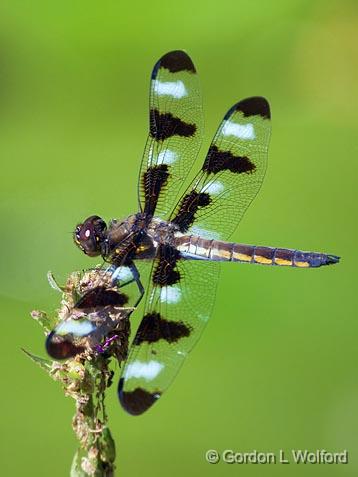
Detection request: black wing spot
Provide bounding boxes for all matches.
[203,145,256,174]
[76,287,128,308]
[118,379,161,415]
[152,50,196,78]
[134,312,191,345]
[143,164,170,215]
[172,191,211,232]
[153,245,181,286]
[46,331,86,360]
[150,109,196,141]
[226,96,270,120]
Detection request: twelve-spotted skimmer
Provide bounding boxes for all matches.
[72,51,339,415]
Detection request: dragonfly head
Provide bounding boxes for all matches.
[73,215,107,257]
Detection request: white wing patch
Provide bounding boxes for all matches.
[124,360,164,381]
[204,181,224,195]
[111,266,133,282]
[154,80,187,99]
[190,226,222,241]
[222,120,255,140]
[56,319,95,337]
[148,147,177,166]
[157,150,177,165]
[160,286,182,304]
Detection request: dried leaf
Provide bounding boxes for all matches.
[21,348,53,373]
[30,310,57,333]
[70,450,87,477]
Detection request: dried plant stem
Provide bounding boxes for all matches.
[70,356,117,477]
[24,346,125,476]
[25,268,132,477]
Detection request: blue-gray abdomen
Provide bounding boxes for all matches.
[175,235,340,268]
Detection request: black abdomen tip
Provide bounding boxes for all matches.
[308,253,340,267]
[325,254,340,265]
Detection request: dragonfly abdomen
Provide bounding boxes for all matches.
[175,235,339,268]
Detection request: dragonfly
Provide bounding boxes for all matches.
[72,50,340,415]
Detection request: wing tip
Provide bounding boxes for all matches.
[225,96,271,120]
[118,378,161,415]
[45,330,85,360]
[151,50,196,79]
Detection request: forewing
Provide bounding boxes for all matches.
[171,97,271,240]
[138,50,203,218]
[118,255,219,415]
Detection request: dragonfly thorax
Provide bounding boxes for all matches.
[106,215,179,262]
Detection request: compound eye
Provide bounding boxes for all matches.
[73,215,107,257]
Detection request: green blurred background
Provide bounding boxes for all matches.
[0,0,357,475]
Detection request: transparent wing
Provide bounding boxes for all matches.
[46,264,142,360]
[118,98,271,414]
[118,253,220,415]
[170,97,271,240]
[138,50,203,218]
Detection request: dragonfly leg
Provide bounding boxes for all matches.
[128,262,145,307]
